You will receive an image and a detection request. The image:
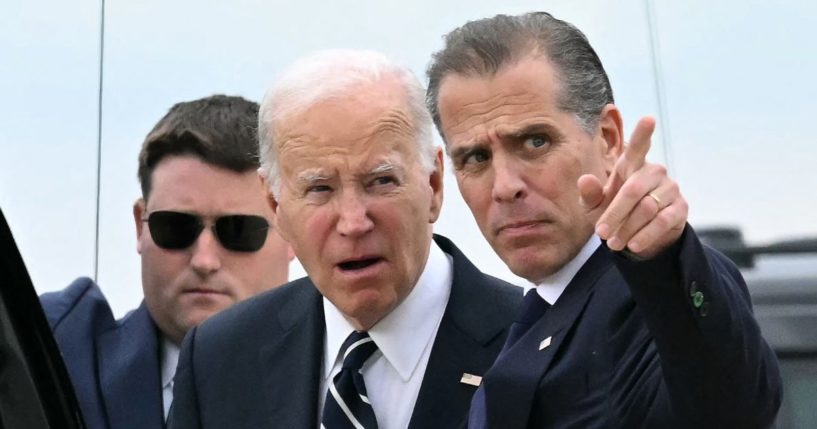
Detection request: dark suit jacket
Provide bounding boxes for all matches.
[477,226,782,429]
[40,278,166,429]
[169,235,522,429]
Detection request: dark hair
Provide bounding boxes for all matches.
[137,94,260,199]
[426,12,614,136]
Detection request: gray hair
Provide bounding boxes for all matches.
[258,49,436,198]
[426,11,614,137]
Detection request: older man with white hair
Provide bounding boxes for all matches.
[168,49,521,429]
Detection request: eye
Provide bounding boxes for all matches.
[368,175,399,193]
[305,184,332,194]
[462,149,491,167]
[371,176,397,186]
[523,135,550,149]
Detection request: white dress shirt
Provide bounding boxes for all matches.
[524,235,601,305]
[160,337,180,421]
[320,241,453,429]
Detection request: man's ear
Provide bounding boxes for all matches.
[267,192,279,215]
[428,147,445,223]
[267,192,294,245]
[133,198,146,254]
[260,174,279,214]
[261,173,296,246]
[597,104,625,174]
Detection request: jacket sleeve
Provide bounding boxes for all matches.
[612,224,782,428]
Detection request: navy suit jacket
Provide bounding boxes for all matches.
[169,235,522,429]
[475,226,782,429]
[40,278,166,429]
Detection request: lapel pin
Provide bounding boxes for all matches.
[539,336,552,351]
[460,373,482,387]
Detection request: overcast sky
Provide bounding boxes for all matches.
[2,0,815,316]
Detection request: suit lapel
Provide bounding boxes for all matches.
[485,247,613,429]
[259,279,325,428]
[409,235,521,429]
[97,304,165,429]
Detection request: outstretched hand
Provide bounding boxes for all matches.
[578,116,688,259]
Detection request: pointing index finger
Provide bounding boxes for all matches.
[595,116,657,239]
[619,116,656,176]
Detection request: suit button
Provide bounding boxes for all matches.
[692,291,705,308]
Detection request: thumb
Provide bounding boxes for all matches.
[578,174,604,212]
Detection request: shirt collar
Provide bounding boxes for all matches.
[523,235,601,305]
[160,336,180,389]
[323,240,453,382]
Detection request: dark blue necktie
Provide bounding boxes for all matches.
[469,290,550,428]
[322,331,379,429]
[500,289,551,354]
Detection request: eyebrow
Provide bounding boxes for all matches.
[368,162,395,175]
[449,144,480,161]
[293,162,399,185]
[499,123,557,141]
[449,123,559,160]
[295,169,331,185]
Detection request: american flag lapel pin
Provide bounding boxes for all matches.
[460,373,482,386]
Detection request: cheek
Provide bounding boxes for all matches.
[244,242,291,288]
[279,205,312,244]
[264,239,290,265]
[376,193,427,233]
[144,247,184,278]
[142,250,186,299]
[534,155,584,200]
[281,205,334,266]
[536,173,573,202]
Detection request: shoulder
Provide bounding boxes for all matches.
[192,277,321,346]
[435,234,522,304]
[434,234,523,337]
[39,277,116,332]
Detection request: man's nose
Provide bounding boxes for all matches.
[335,192,374,237]
[491,155,527,202]
[190,228,222,275]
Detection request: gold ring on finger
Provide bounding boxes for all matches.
[648,192,662,208]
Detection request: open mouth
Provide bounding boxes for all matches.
[338,258,382,271]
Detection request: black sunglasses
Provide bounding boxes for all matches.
[143,211,270,252]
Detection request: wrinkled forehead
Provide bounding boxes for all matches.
[277,126,419,184]
[436,56,565,133]
[275,91,420,167]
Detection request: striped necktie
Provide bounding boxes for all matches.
[322,331,379,429]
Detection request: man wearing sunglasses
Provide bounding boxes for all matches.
[40,95,293,429]
[169,51,522,429]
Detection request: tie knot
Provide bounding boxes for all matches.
[517,290,550,325]
[340,331,378,370]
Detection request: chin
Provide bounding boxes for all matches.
[184,308,222,327]
[505,251,563,282]
[346,297,398,329]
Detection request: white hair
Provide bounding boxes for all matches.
[258,49,436,199]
